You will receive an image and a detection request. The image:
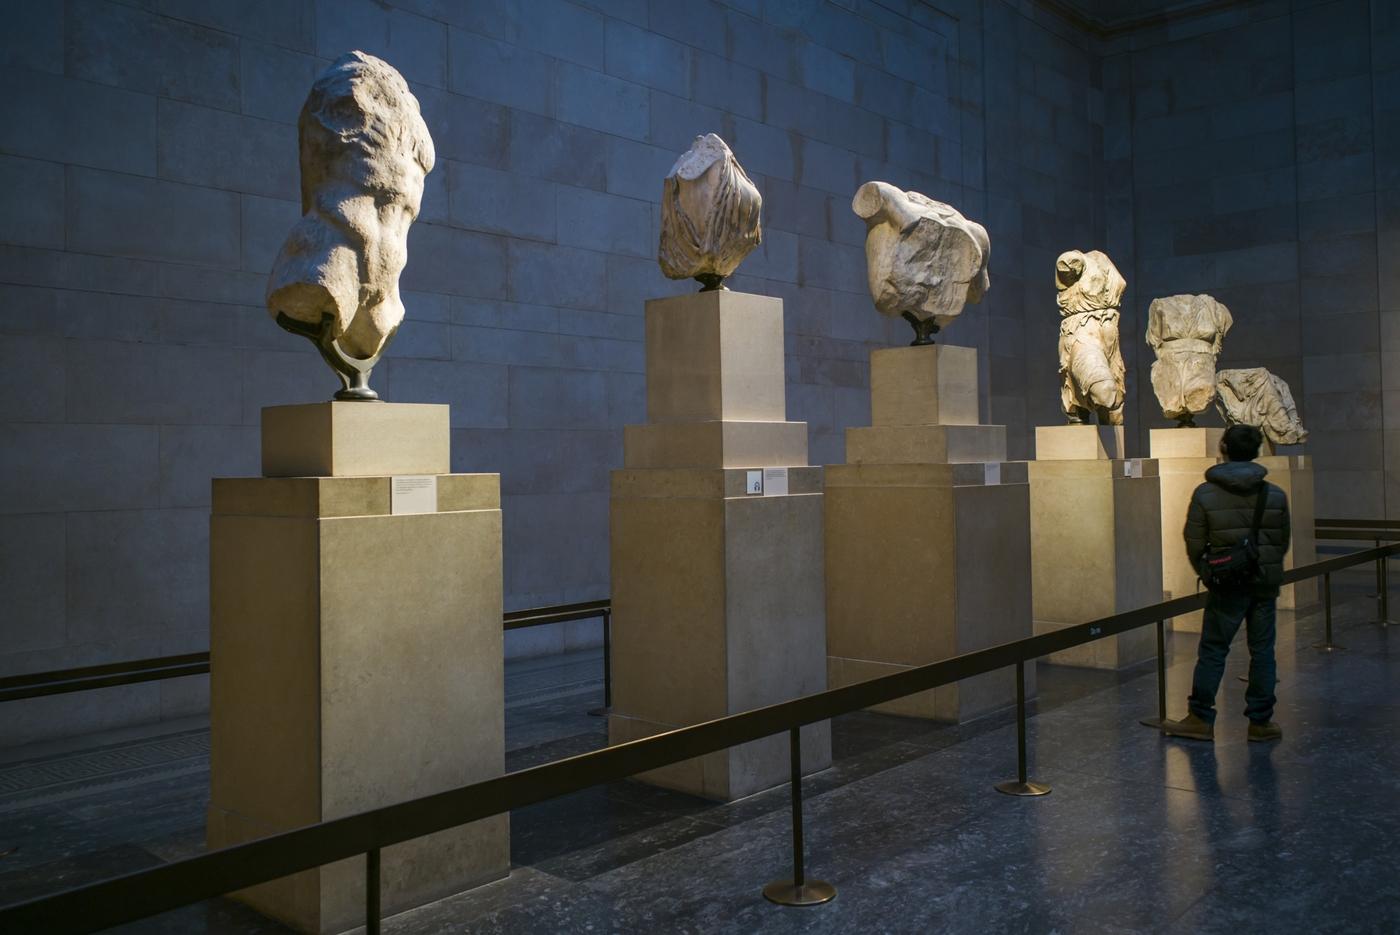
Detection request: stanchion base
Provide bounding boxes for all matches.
[994,780,1051,797]
[1139,717,1165,730]
[762,879,836,906]
[586,706,611,718]
[1311,642,1345,653]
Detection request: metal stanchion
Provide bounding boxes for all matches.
[995,661,1050,796]
[1140,620,1167,729]
[1312,573,1344,652]
[1378,555,1397,627]
[762,727,835,906]
[366,848,380,935]
[587,611,613,717]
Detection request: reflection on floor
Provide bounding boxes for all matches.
[2,571,1397,933]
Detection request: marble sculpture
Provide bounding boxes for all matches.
[1216,367,1309,445]
[852,181,990,345]
[1146,293,1233,426]
[1055,250,1127,425]
[658,133,762,291]
[266,50,435,400]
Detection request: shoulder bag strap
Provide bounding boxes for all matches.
[1249,484,1268,541]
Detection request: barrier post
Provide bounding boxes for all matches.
[1313,573,1343,652]
[762,727,835,906]
[1139,620,1167,729]
[588,610,613,717]
[995,661,1050,797]
[1380,554,1396,627]
[366,848,380,935]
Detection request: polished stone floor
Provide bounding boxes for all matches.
[2,572,1398,933]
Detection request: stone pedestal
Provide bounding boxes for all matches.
[208,404,507,934]
[1029,426,1162,668]
[826,345,1032,721]
[1152,429,1317,631]
[608,291,830,802]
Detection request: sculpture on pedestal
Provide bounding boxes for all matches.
[658,133,762,291]
[1055,250,1127,425]
[1216,367,1309,445]
[266,50,436,401]
[851,181,990,346]
[1146,293,1233,427]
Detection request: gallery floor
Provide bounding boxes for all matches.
[2,571,1397,934]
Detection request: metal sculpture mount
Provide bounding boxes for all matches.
[265,50,436,402]
[1146,293,1233,427]
[852,181,990,347]
[658,133,762,292]
[1055,249,1127,426]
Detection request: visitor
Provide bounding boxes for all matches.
[1162,424,1290,743]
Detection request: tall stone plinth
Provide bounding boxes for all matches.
[1029,426,1162,668]
[825,345,1032,721]
[208,403,508,934]
[608,291,831,801]
[1152,429,1317,632]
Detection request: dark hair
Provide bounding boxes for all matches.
[1222,424,1263,461]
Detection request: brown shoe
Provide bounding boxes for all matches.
[1161,712,1214,741]
[1248,721,1283,743]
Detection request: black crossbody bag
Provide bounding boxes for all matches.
[1200,485,1268,589]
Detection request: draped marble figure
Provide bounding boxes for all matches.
[1055,250,1127,425]
[266,51,435,400]
[1147,293,1233,426]
[852,181,990,345]
[658,134,762,291]
[1216,367,1309,446]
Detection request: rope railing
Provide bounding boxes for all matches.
[1,541,1394,933]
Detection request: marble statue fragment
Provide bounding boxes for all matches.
[266,50,435,400]
[1055,250,1127,425]
[852,180,990,345]
[1147,293,1233,427]
[658,133,762,291]
[1216,367,1309,445]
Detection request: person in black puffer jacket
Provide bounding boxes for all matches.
[1162,424,1290,744]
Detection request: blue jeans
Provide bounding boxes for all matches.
[1187,588,1278,724]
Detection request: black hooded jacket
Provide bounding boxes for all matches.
[1184,460,1291,593]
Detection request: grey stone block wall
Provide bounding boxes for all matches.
[1,0,1393,745]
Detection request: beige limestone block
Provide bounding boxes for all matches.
[824,463,1033,720]
[1150,427,1224,460]
[623,420,808,469]
[851,181,990,338]
[1035,424,1125,460]
[644,291,785,424]
[262,402,449,477]
[208,473,506,933]
[846,424,1007,464]
[608,466,829,801]
[870,344,979,426]
[658,134,762,290]
[1028,458,1163,668]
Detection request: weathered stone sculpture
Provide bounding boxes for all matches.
[852,181,990,345]
[1147,293,1233,427]
[1216,367,1309,445]
[1055,250,1127,425]
[266,50,435,400]
[658,133,761,291]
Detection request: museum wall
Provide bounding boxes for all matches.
[1098,0,1400,518]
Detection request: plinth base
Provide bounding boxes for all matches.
[1029,455,1163,669]
[825,462,1032,721]
[261,402,450,477]
[208,473,507,933]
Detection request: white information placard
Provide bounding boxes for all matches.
[983,463,1001,486]
[1124,459,1141,478]
[762,466,789,497]
[391,475,438,515]
[745,469,763,495]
